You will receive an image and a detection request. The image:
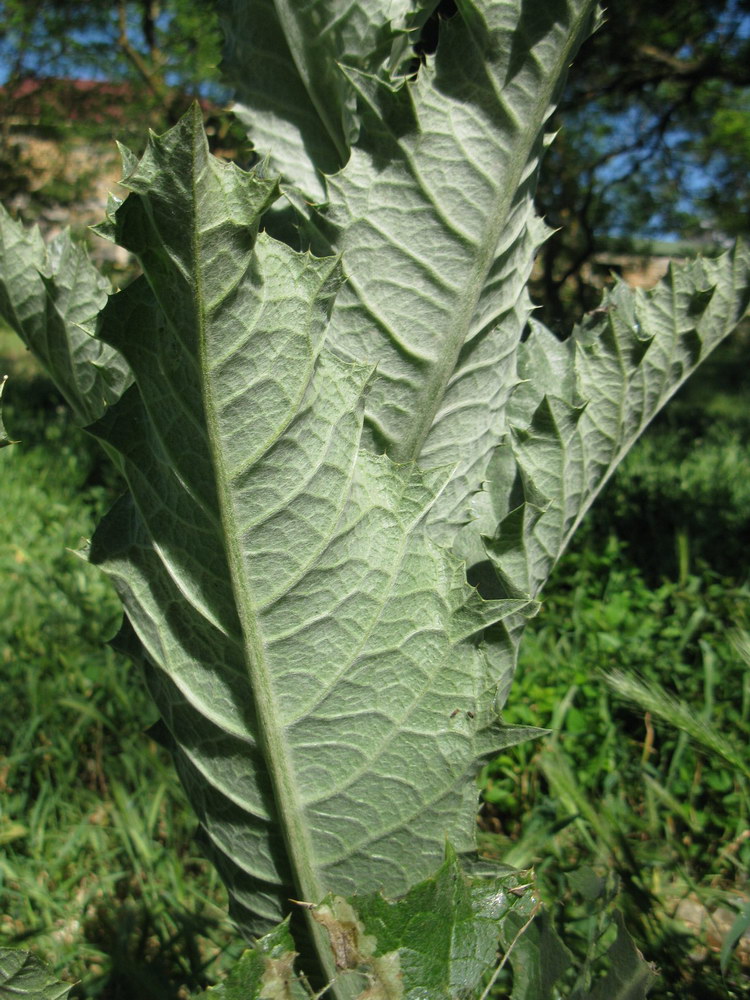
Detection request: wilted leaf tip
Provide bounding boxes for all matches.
[311,897,403,1000]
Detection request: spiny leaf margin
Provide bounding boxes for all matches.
[480,243,750,601]
[0,204,131,424]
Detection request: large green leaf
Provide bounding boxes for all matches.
[87,109,533,978]
[219,0,603,713]
[219,0,428,203]
[216,0,750,704]
[6,2,750,990]
[320,0,599,547]
[222,1,600,549]
[219,0,749,590]
[0,205,131,424]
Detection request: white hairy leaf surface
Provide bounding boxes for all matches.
[223,1,600,546]
[221,0,425,203]
[321,1,598,546]
[85,108,532,943]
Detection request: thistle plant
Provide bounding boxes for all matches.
[1,2,748,996]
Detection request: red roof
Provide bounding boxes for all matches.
[2,76,214,128]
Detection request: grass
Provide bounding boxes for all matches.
[480,537,750,997]
[1,326,239,998]
[2,320,750,997]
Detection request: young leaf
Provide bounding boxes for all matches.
[192,852,537,999]
[0,205,131,424]
[191,921,308,999]
[310,849,537,998]
[86,108,534,972]
[0,948,72,1000]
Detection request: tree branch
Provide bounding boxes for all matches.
[116,0,171,109]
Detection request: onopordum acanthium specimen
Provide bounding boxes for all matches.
[1,0,749,995]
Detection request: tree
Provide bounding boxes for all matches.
[0,0,225,124]
[533,0,750,326]
[0,1,238,230]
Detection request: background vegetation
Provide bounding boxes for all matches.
[1,1,750,997]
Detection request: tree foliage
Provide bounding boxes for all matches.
[534,0,750,325]
[0,0,225,123]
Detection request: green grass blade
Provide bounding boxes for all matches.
[605,669,750,780]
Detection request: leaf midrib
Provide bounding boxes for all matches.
[184,147,336,964]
